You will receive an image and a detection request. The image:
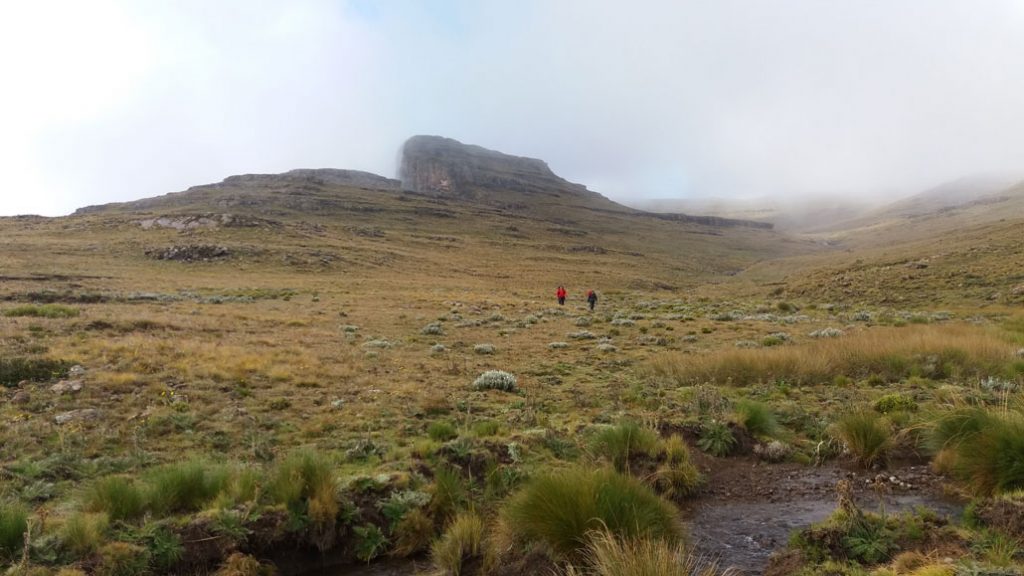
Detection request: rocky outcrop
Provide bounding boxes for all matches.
[398,135,592,200]
[223,169,400,190]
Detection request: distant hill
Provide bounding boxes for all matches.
[628,196,876,233]
[35,136,807,292]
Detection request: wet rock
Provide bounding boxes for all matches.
[55,408,101,424]
[51,380,83,394]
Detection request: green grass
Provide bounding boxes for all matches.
[929,408,1024,496]
[590,421,660,473]
[84,476,146,522]
[0,356,71,387]
[833,412,891,468]
[95,541,150,576]
[734,399,779,437]
[3,304,80,318]
[503,467,679,558]
[430,466,468,522]
[428,420,459,441]
[145,460,230,515]
[268,450,339,526]
[0,501,28,558]
[61,512,109,557]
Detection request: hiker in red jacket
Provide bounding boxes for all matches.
[556,286,567,306]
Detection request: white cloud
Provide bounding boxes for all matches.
[1,0,1022,215]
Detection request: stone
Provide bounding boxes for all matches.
[11,390,31,405]
[51,380,83,394]
[55,409,101,425]
[68,365,86,377]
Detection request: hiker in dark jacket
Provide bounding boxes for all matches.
[587,290,597,311]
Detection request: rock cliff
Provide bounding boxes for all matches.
[398,135,594,201]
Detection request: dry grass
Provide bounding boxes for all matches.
[645,325,1018,386]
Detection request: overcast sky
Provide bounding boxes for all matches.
[2,1,1023,216]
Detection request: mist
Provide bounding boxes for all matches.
[1,0,1023,216]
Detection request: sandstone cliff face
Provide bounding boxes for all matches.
[398,135,591,200]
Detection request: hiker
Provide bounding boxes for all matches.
[587,289,597,311]
[556,286,567,306]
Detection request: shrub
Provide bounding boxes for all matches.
[473,344,496,355]
[873,393,918,414]
[428,421,459,442]
[568,331,596,340]
[61,512,109,557]
[734,399,779,437]
[4,304,79,318]
[354,524,388,562]
[595,343,618,353]
[268,451,338,526]
[431,344,447,355]
[422,322,445,335]
[563,531,732,576]
[590,422,660,473]
[431,512,488,576]
[754,440,792,463]
[144,525,183,570]
[697,421,736,457]
[95,541,150,576]
[833,412,891,468]
[549,342,570,349]
[84,476,146,521]
[502,467,679,558]
[472,370,518,393]
[146,460,229,515]
[0,501,28,558]
[809,327,844,338]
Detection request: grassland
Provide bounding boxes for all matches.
[1,181,1023,575]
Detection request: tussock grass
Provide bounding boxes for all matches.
[430,466,468,522]
[733,400,779,438]
[928,408,1024,495]
[214,552,270,576]
[590,422,660,472]
[61,512,109,557]
[563,531,736,576]
[833,412,891,468]
[503,467,679,558]
[0,356,71,386]
[95,541,150,576]
[268,451,339,525]
[431,512,489,576]
[84,476,146,522]
[0,501,28,558]
[645,325,1018,386]
[146,460,230,515]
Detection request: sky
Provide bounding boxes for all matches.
[1,1,1023,216]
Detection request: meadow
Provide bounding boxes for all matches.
[1,200,1023,575]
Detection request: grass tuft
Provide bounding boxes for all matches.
[268,450,339,525]
[431,512,488,576]
[833,412,891,468]
[84,476,146,522]
[563,531,735,576]
[590,422,660,472]
[733,400,779,438]
[929,408,1024,495]
[503,467,679,558]
[61,512,109,557]
[0,501,28,559]
[146,460,230,515]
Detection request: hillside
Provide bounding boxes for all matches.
[732,181,1024,307]
[24,136,806,297]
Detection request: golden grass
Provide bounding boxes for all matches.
[645,324,1018,386]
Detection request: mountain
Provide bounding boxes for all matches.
[16,136,810,294]
[628,196,876,233]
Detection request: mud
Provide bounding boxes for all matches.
[682,459,964,575]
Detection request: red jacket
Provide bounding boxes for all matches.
[556,288,566,298]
